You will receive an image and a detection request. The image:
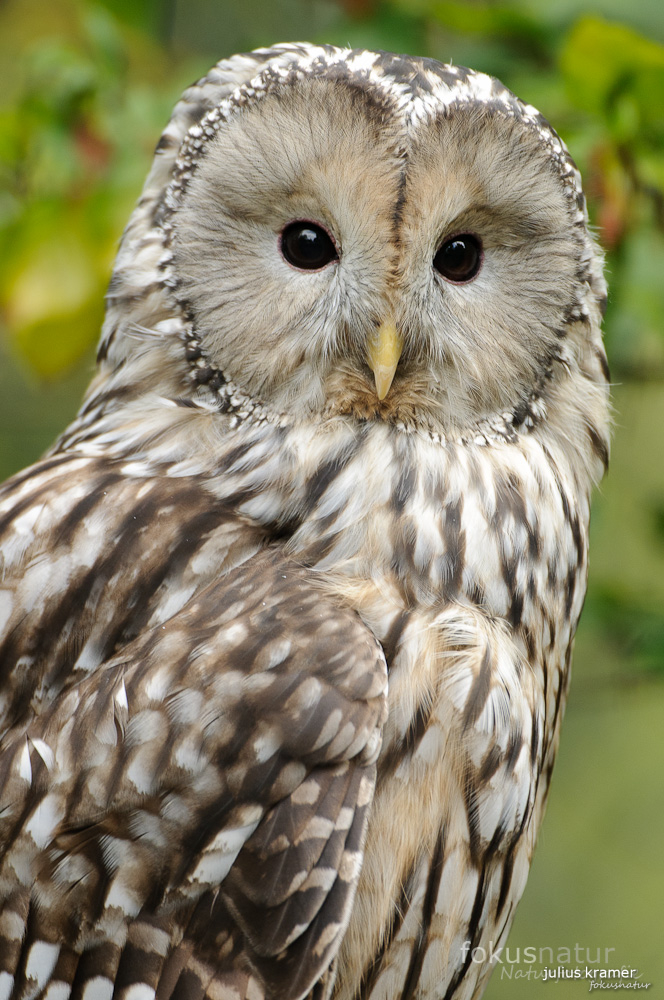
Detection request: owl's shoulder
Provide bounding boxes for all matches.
[0,452,264,735]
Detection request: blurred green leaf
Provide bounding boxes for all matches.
[0,0,204,374]
[424,0,552,52]
[604,224,664,377]
[583,585,664,677]
[561,16,664,128]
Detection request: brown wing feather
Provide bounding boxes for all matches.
[0,455,267,740]
[0,465,387,1000]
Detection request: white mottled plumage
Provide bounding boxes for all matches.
[0,42,608,1000]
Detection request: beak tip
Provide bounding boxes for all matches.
[373,366,396,400]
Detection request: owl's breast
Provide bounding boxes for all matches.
[330,591,545,1000]
[286,421,590,665]
[281,423,590,1000]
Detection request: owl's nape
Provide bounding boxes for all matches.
[0,43,609,1000]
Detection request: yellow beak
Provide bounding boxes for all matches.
[367,318,403,400]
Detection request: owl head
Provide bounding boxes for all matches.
[96,44,608,443]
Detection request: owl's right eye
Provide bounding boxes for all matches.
[280,221,338,271]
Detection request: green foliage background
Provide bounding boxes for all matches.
[0,0,662,994]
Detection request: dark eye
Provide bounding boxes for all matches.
[433,233,482,283]
[280,221,338,270]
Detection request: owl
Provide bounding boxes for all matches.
[0,43,609,1000]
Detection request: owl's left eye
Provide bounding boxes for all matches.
[433,234,483,283]
[280,221,338,271]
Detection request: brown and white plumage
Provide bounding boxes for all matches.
[0,43,609,1000]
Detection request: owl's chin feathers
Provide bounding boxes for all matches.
[316,361,484,433]
[323,367,437,427]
